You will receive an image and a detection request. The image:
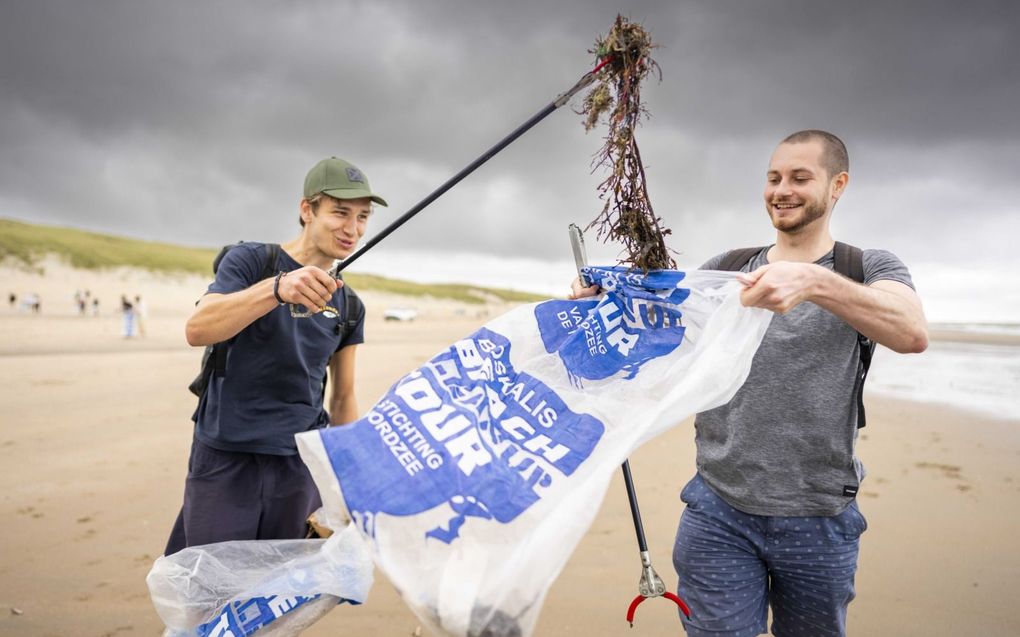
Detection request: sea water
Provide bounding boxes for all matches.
[867,334,1020,422]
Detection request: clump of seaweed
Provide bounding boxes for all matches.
[578,15,674,271]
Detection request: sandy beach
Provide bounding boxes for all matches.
[1,261,1018,637]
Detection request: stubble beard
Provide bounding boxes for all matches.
[768,197,828,234]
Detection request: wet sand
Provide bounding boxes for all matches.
[1,262,1018,636]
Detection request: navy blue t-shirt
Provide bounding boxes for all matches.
[193,242,365,455]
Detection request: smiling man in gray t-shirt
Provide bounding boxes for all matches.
[569,130,929,636]
[679,131,928,637]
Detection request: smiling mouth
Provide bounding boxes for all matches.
[772,202,801,211]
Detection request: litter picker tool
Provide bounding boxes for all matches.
[334,56,613,275]
[568,224,691,627]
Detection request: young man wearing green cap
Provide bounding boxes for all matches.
[164,157,387,555]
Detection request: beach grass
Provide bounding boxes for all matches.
[0,218,216,274]
[0,218,546,304]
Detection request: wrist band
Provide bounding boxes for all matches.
[273,271,286,305]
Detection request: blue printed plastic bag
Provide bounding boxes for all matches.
[298,267,771,637]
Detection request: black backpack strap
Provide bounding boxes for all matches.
[854,336,875,428]
[335,275,365,342]
[188,346,215,397]
[833,241,864,283]
[261,243,281,279]
[832,242,874,429]
[211,244,233,275]
[212,341,228,379]
[212,243,281,380]
[321,274,365,401]
[717,246,767,272]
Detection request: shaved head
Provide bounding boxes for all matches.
[781,130,849,179]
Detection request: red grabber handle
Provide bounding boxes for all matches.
[626,592,691,627]
[625,595,645,625]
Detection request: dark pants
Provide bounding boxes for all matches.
[164,438,321,556]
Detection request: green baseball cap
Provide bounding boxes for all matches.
[303,157,388,206]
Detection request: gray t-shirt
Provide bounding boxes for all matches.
[695,246,914,516]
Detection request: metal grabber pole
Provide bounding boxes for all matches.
[568,225,690,627]
[621,461,691,626]
[336,56,614,274]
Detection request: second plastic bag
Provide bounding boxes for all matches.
[146,523,373,636]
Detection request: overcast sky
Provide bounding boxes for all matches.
[2,0,1018,320]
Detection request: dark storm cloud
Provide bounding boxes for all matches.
[1,0,1017,269]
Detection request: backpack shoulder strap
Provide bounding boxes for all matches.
[209,243,281,384]
[336,275,365,341]
[211,244,233,274]
[211,241,281,279]
[833,241,865,283]
[831,241,874,429]
[321,274,366,400]
[261,243,281,280]
[717,246,767,272]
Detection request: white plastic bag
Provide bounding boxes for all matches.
[297,267,772,637]
[146,523,373,636]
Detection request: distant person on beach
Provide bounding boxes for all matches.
[91,297,100,316]
[22,292,41,314]
[163,157,382,555]
[134,295,147,337]
[8,292,15,309]
[120,294,135,337]
[571,130,928,637]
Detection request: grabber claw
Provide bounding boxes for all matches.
[625,592,692,626]
[624,551,692,626]
[618,459,692,627]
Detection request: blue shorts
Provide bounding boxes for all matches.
[164,438,321,556]
[672,474,867,637]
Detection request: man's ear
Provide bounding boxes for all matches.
[299,198,315,225]
[830,171,849,202]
